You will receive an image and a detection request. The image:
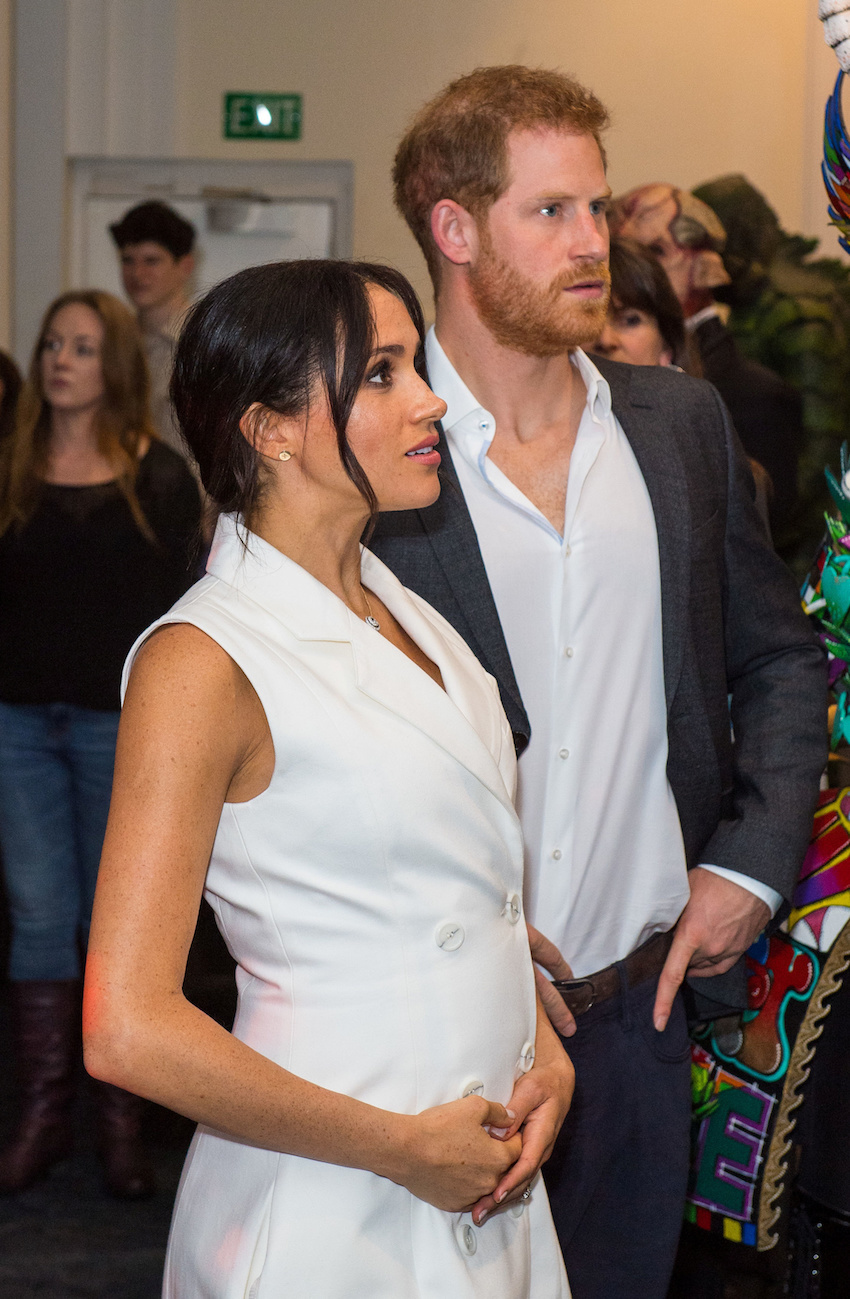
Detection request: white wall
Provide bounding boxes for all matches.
[3,0,847,356]
[172,0,843,309]
[0,0,13,350]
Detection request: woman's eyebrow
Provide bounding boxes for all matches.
[369,343,406,358]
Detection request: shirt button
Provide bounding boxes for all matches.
[502,893,522,924]
[551,848,562,860]
[558,748,570,760]
[564,646,574,658]
[509,1200,526,1218]
[459,1077,485,1099]
[479,419,489,431]
[564,545,572,557]
[518,1041,536,1072]
[456,1222,477,1256]
[436,922,465,952]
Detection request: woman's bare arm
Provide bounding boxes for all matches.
[83,624,520,1210]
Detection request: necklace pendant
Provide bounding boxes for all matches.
[365,615,381,631]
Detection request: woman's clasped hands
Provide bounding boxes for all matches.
[388,1019,575,1226]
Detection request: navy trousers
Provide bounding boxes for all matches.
[543,972,692,1299]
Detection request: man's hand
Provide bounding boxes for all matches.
[653,867,771,1031]
[527,923,577,1038]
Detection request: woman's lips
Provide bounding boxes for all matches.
[405,438,441,466]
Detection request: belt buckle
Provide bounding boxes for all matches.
[552,976,595,1016]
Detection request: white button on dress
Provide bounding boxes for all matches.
[436,922,465,952]
[518,1041,536,1073]
[503,893,522,924]
[456,1222,477,1256]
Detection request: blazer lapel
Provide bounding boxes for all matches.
[596,358,691,712]
[416,440,528,736]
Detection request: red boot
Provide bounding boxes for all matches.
[0,979,79,1193]
[92,1080,156,1200]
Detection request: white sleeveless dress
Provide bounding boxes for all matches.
[123,513,570,1299]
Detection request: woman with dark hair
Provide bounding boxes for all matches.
[83,261,572,1297]
[0,349,23,443]
[0,290,200,1199]
[592,238,695,371]
[593,240,775,529]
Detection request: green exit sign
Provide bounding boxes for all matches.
[223,93,302,140]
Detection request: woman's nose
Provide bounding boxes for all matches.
[416,377,447,425]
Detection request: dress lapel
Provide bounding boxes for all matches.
[357,550,516,811]
[207,515,514,812]
[595,358,691,712]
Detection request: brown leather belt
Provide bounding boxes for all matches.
[552,929,674,1017]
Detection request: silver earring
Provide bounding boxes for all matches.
[278,450,292,461]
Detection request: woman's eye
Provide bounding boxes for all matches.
[366,361,392,387]
[42,338,61,353]
[622,312,645,329]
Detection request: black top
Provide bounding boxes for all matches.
[0,440,201,711]
[693,315,804,529]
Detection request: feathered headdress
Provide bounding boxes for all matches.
[822,69,850,254]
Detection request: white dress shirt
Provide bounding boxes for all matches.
[426,330,780,976]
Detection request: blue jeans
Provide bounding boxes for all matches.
[0,702,120,981]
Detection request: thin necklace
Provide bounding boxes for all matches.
[362,588,381,631]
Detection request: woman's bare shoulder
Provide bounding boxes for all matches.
[126,622,252,719]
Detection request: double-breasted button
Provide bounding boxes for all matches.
[459,1077,484,1099]
[518,1041,535,1073]
[456,1222,477,1255]
[435,922,465,952]
[502,893,521,925]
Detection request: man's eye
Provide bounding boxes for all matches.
[590,199,608,217]
[539,204,559,218]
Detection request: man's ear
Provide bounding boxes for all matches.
[430,200,480,267]
[177,252,195,283]
[238,403,296,461]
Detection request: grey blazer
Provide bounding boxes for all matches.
[370,356,828,1013]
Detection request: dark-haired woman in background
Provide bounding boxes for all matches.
[83,261,573,1297]
[592,239,773,529]
[0,350,23,443]
[0,291,200,1198]
[592,237,695,371]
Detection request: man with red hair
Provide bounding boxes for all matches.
[371,66,825,1298]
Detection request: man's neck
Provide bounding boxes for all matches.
[138,291,190,336]
[434,293,580,446]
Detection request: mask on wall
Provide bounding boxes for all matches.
[609,183,730,313]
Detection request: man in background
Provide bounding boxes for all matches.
[371,65,825,1299]
[109,200,195,459]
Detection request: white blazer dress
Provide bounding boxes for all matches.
[123,513,570,1299]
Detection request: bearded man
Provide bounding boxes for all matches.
[369,66,826,1299]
